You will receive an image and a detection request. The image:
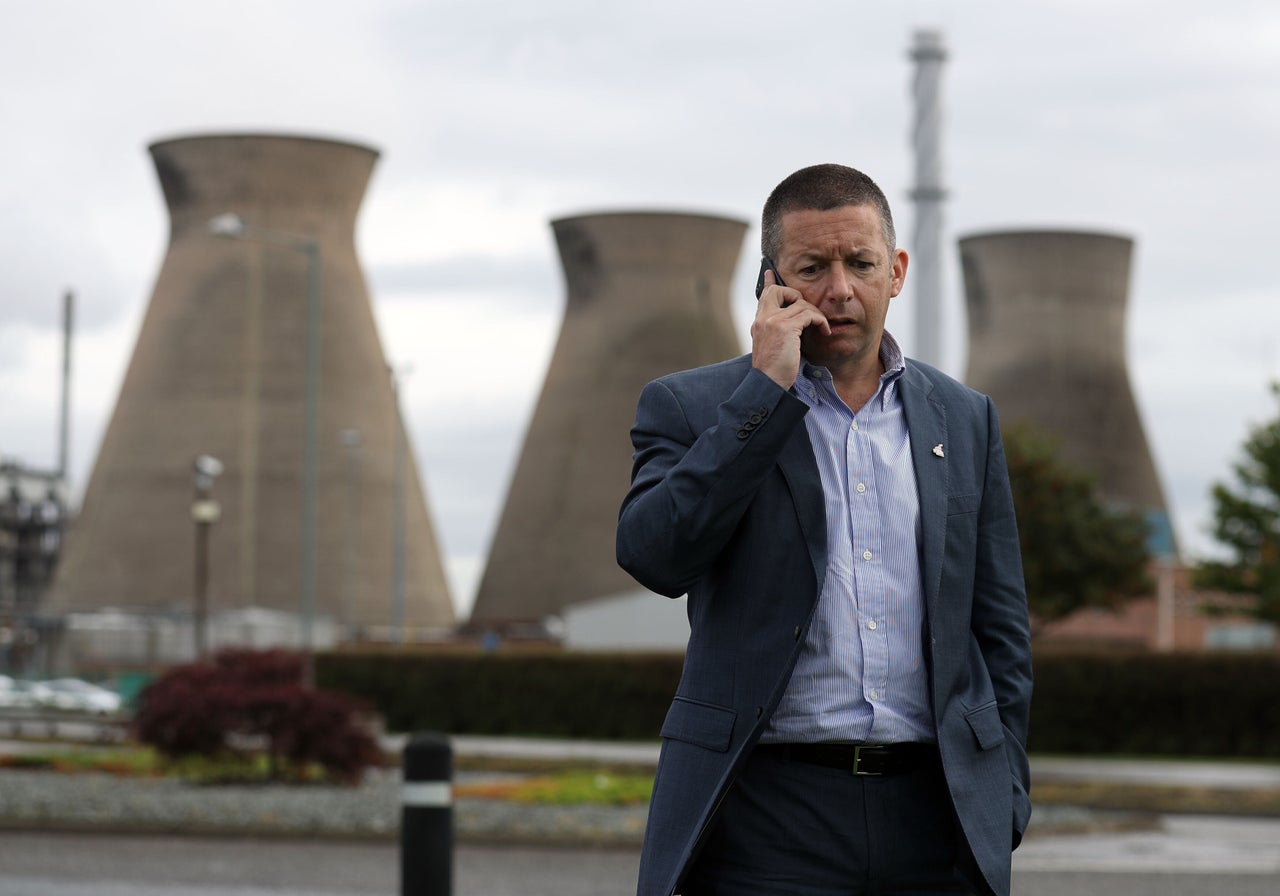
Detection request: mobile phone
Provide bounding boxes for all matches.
[755,256,785,299]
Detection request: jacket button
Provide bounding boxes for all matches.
[794,626,802,639]
[737,429,750,439]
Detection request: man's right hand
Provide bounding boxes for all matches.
[750,269,829,390]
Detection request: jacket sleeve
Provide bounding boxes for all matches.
[973,396,1034,845]
[616,367,808,597]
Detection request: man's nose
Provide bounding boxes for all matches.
[823,266,854,301]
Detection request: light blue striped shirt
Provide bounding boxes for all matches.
[762,331,936,745]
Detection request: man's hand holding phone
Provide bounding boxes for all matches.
[750,258,829,391]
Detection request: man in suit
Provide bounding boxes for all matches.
[617,164,1032,896]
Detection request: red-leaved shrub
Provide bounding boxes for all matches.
[132,648,383,784]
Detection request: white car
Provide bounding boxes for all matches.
[34,678,123,715]
[0,675,42,709]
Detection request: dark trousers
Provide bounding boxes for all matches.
[680,747,989,896]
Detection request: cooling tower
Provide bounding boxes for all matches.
[47,133,454,636]
[960,229,1176,556]
[470,211,747,626]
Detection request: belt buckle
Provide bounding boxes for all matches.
[852,745,882,776]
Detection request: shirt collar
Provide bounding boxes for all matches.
[797,330,907,411]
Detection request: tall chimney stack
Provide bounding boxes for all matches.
[908,28,949,370]
[58,290,73,483]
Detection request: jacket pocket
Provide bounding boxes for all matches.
[964,700,1006,751]
[660,696,737,752]
[948,493,979,515]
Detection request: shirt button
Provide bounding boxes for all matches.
[851,421,859,432]
[856,483,867,494]
[862,550,873,561]
[868,620,878,631]
[869,689,879,701]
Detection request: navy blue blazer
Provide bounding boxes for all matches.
[617,354,1033,896]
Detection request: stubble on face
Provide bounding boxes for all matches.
[777,204,906,381]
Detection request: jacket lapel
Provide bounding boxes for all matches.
[776,424,828,596]
[901,363,948,616]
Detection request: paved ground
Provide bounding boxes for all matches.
[1016,814,1280,874]
[1029,754,1280,789]
[1,826,1277,896]
[3,731,1278,892]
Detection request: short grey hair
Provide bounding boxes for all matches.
[761,163,897,260]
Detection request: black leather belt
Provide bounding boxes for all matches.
[755,742,939,776]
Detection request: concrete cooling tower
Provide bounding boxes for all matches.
[47,133,454,643]
[959,229,1176,556]
[470,211,747,628]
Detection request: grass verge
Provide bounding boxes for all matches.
[4,745,1279,815]
[1032,780,1280,817]
[455,770,653,805]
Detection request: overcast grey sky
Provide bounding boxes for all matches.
[3,0,1278,616]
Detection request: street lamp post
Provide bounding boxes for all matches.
[339,427,363,635]
[389,366,411,645]
[209,213,321,682]
[191,454,223,659]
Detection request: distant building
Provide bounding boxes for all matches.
[561,591,690,652]
[0,461,68,675]
[1039,561,1276,651]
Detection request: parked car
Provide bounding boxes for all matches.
[0,675,43,709]
[33,678,123,715]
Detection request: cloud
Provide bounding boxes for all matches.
[370,255,560,302]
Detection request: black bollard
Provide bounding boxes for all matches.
[401,732,453,896]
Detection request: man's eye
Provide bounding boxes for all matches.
[799,265,820,276]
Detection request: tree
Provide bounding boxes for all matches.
[132,647,384,784]
[1194,383,1280,624]
[1002,424,1153,633]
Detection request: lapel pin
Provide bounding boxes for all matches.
[933,444,945,458]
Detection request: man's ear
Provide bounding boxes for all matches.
[890,248,909,298]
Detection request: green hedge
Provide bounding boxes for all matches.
[316,650,682,740]
[317,648,1280,758]
[1028,650,1280,757]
